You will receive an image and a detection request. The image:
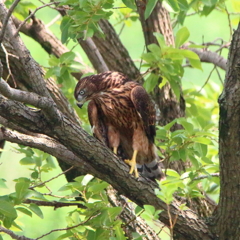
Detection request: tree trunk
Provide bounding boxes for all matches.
[212,22,240,240]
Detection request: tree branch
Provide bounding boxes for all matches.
[14,2,60,37]
[0,77,216,239]
[0,2,51,97]
[189,48,227,70]
[23,199,86,209]
[35,212,100,240]
[0,78,61,124]
[0,226,34,240]
[0,0,20,43]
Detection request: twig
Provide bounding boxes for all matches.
[14,2,60,37]
[1,43,17,87]
[35,212,100,240]
[224,3,233,41]
[83,37,109,72]
[29,166,74,189]
[167,204,173,240]
[45,14,61,28]
[215,66,223,85]
[23,199,86,209]
[216,42,230,53]
[0,0,21,43]
[181,173,219,181]
[0,226,34,240]
[198,64,217,93]
[112,7,128,9]
[118,22,125,37]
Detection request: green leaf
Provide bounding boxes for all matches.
[0,178,7,189]
[88,182,109,193]
[135,206,143,215]
[144,73,159,93]
[165,0,180,11]
[193,137,212,145]
[144,0,158,20]
[175,27,190,48]
[143,205,155,215]
[16,207,32,217]
[56,232,73,240]
[188,58,202,70]
[15,181,30,201]
[141,52,156,63]
[84,28,94,40]
[60,52,76,64]
[28,203,43,219]
[60,16,72,43]
[166,169,180,178]
[3,217,14,228]
[202,0,218,7]
[81,174,94,186]
[148,43,162,57]
[180,50,202,70]
[122,0,136,10]
[153,32,166,48]
[0,200,17,219]
[169,77,181,100]
[159,76,168,89]
[177,118,194,134]
[178,0,189,11]
[164,119,177,131]
[31,171,38,179]
[19,157,35,165]
[48,55,59,66]
[114,225,126,240]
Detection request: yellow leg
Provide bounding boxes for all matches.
[113,147,118,154]
[124,150,139,178]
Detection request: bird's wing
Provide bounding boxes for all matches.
[88,100,109,146]
[130,85,156,143]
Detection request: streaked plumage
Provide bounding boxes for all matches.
[74,71,164,180]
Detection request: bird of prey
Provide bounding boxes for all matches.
[74,71,164,180]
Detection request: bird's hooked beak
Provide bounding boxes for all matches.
[77,102,84,108]
[76,95,86,109]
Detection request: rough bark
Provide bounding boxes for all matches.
[0,1,238,240]
[212,23,240,240]
[0,93,216,240]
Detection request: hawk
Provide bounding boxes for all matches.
[74,71,164,180]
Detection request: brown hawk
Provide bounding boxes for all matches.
[74,71,164,180]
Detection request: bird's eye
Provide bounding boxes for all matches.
[79,90,85,95]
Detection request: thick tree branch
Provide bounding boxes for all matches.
[0,0,20,42]
[0,78,61,124]
[78,37,109,73]
[0,78,216,239]
[189,48,227,70]
[0,2,50,98]
[91,19,143,81]
[0,127,104,179]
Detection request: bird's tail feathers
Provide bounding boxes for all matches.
[137,160,164,181]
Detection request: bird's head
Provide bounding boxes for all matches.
[74,72,128,108]
[74,77,96,108]
[74,73,109,108]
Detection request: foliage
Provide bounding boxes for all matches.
[0,0,236,239]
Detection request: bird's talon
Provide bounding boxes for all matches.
[124,157,139,178]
